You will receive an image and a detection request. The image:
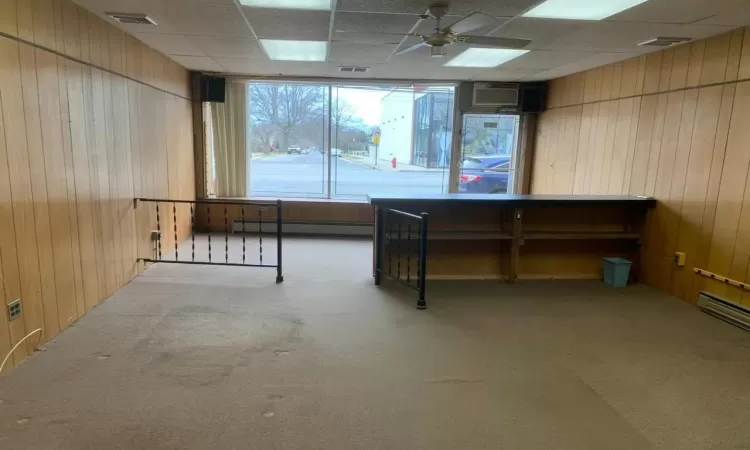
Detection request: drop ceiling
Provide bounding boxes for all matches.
[73,0,750,81]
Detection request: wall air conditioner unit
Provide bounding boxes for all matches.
[698,291,750,331]
[472,82,519,108]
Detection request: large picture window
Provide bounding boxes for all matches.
[206,81,521,200]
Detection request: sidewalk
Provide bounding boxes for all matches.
[342,154,445,173]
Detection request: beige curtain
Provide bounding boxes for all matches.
[210,81,248,197]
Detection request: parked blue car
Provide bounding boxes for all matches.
[459,155,512,194]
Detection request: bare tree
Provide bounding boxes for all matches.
[331,99,358,149]
[249,83,324,151]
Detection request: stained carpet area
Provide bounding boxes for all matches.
[1,238,750,449]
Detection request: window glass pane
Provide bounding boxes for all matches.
[211,81,458,199]
[330,85,454,200]
[247,82,329,198]
[459,114,520,195]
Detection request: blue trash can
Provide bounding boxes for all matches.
[603,257,632,287]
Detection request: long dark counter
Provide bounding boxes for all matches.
[369,194,657,308]
[368,193,657,208]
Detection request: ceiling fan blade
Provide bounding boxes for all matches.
[444,12,498,35]
[457,35,531,49]
[393,41,428,56]
[335,31,421,37]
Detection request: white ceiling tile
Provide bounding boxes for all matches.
[693,0,750,25]
[474,68,542,81]
[529,52,642,79]
[133,33,205,56]
[334,12,420,34]
[366,63,473,80]
[501,50,595,70]
[608,0,750,24]
[215,57,263,73]
[188,36,264,58]
[169,55,224,71]
[244,8,331,40]
[331,31,404,44]
[329,42,398,62]
[541,21,735,52]
[492,18,590,50]
[241,61,340,77]
[159,3,252,37]
[335,0,437,15]
[336,0,537,17]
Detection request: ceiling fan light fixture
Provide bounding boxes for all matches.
[444,48,529,68]
[239,0,332,11]
[260,39,328,61]
[430,46,448,58]
[522,0,649,20]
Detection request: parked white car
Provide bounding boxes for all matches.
[330,148,342,157]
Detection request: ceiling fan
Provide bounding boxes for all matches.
[340,4,532,58]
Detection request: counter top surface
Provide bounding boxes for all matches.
[368,193,656,207]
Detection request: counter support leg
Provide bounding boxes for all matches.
[374,208,384,286]
[417,213,428,310]
[509,208,522,284]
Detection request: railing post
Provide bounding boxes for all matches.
[374,207,383,286]
[417,212,429,310]
[173,201,178,261]
[190,203,195,262]
[224,205,229,264]
[207,205,212,262]
[241,206,246,265]
[156,202,162,261]
[276,200,284,283]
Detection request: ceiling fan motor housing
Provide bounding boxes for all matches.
[430,46,448,57]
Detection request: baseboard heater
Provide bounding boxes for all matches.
[698,291,750,332]
[232,220,373,237]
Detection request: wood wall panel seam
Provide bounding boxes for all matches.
[543,76,750,110]
[0,31,189,100]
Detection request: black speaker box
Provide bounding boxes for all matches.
[518,82,547,113]
[200,76,226,103]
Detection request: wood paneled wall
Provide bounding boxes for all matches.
[532,27,750,306]
[0,0,194,372]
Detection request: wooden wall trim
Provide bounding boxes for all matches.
[0,30,190,101]
[546,76,750,110]
[0,0,189,99]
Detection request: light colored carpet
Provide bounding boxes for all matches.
[1,237,750,449]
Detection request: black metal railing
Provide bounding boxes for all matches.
[135,198,284,283]
[374,208,429,309]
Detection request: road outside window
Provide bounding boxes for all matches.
[216,82,455,200]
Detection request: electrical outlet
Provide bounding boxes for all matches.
[7,299,21,321]
[674,252,686,267]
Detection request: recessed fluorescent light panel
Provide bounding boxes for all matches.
[239,0,332,10]
[523,0,649,20]
[260,40,328,61]
[444,48,529,68]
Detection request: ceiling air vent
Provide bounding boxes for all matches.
[638,37,691,47]
[106,13,158,25]
[339,66,370,73]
